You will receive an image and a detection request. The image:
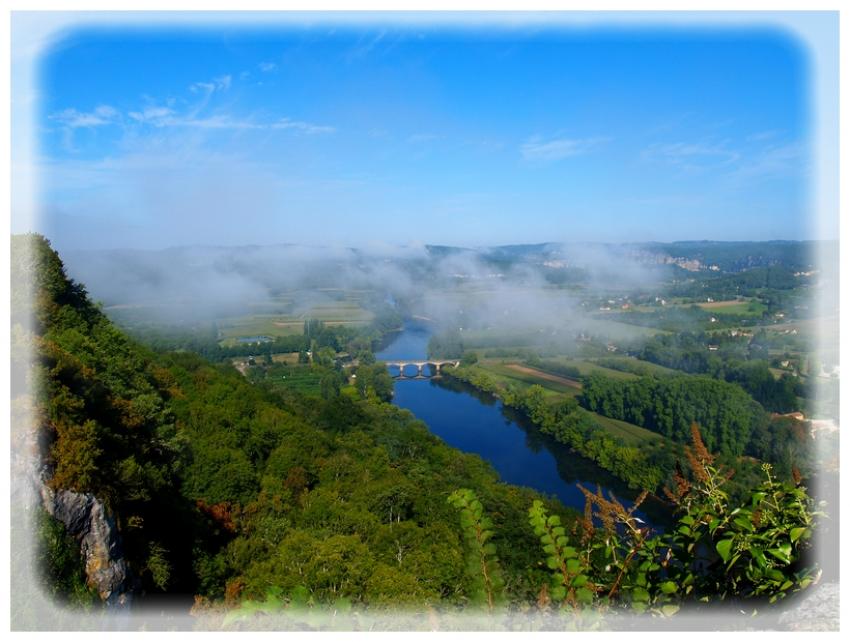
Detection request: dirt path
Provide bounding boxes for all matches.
[504,364,583,390]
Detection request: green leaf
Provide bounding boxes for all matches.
[790,527,807,543]
[767,547,791,564]
[716,538,734,563]
[575,587,594,604]
[660,581,677,595]
[766,568,785,581]
[632,587,650,602]
[661,604,680,617]
[286,588,307,608]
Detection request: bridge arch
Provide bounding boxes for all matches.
[384,359,459,379]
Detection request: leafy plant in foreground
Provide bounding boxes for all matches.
[448,423,822,619]
[664,423,821,604]
[527,500,594,610]
[446,489,505,610]
[575,485,678,616]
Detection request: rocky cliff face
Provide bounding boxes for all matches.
[40,486,134,607]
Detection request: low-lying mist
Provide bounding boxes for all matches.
[60,241,673,340]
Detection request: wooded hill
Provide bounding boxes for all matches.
[12,234,569,607]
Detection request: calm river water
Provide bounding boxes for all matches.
[376,322,670,526]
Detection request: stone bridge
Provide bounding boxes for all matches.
[385,360,460,379]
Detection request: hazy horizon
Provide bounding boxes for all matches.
[30,235,836,255]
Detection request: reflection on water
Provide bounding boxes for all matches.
[375,323,431,361]
[378,324,672,527]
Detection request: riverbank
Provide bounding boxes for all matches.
[440,365,671,495]
[378,323,672,524]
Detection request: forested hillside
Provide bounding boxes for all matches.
[12,234,568,608]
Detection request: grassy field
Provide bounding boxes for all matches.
[591,413,666,446]
[504,364,583,389]
[263,366,324,396]
[697,299,767,317]
[536,356,640,381]
[272,352,302,365]
[216,302,374,346]
[589,356,680,377]
[477,356,642,392]
[472,359,666,447]
[218,316,304,344]
[628,298,767,318]
[210,288,378,346]
[304,302,374,322]
[582,317,664,340]
[477,361,577,399]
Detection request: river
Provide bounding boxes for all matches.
[376,322,671,526]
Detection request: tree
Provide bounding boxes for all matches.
[319,369,342,400]
[354,363,394,403]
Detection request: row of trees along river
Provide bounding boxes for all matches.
[375,321,672,527]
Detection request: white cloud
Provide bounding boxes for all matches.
[731,142,804,181]
[644,141,740,166]
[643,137,803,181]
[54,102,334,136]
[258,61,277,72]
[271,117,336,135]
[127,106,175,124]
[172,115,258,130]
[520,136,608,162]
[47,74,334,157]
[346,30,388,61]
[189,74,232,94]
[49,104,119,129]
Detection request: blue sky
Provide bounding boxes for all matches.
[33,21,813,250]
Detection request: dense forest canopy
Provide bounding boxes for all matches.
[12,234,571,609]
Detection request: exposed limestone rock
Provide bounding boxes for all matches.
[40,486,133,607]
